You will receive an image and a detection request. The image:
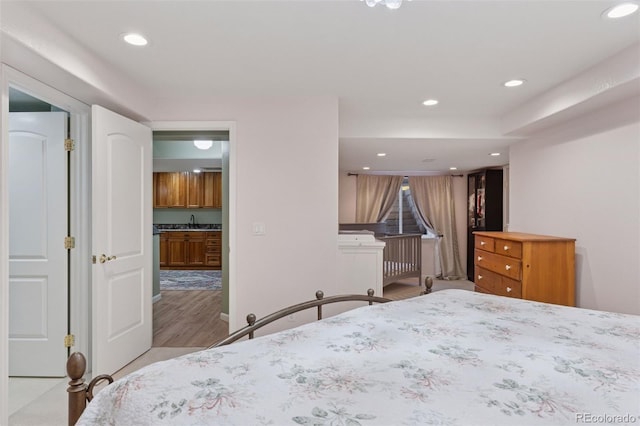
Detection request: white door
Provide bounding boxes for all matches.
[8,112,68,376]
[92,105,153,375]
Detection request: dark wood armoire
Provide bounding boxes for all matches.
[467,169,503,281]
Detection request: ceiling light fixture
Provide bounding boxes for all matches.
[122,33,148,46]
[604,2,639,18]
[450,167,458,171]
[193,140,213,150]
[361,0,411,10]
[504,79,525,88]
[490,152,501,156]
[362,166,371,170]
[193,169,201,173]
[377,153,387,157]
[423,99,439,106]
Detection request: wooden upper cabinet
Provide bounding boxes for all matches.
[154,172,187,208]
[153,171,221,208]
[185,172,203,208]
[202,172,222,209]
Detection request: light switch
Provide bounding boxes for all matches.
[252,222,266,236]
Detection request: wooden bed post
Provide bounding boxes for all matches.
[67,352,88,426]
[67,352,115,425]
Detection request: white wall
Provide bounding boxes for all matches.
[509,96,640,315]
[152,98,340,329]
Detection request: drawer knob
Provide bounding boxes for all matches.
[505,265,511,270]
[503,245,509,251]
[480,241,486,246]
[477,256,483,261]
[477,275,483,280]
[506,287,512,293]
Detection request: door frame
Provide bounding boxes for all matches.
[147,120,236,331]
[1,66,92,420]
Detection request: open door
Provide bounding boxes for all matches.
[91,105,152,375]
[8,111,68,376]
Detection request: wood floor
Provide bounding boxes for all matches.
[152,290,229,347]
[152,281,469,348]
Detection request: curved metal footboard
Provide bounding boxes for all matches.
[67,288,390,425]
[211,288,391,347]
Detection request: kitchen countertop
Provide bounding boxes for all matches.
[155,224,222,232]
[160,228,221,232]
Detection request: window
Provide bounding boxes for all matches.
[385,178,436,237]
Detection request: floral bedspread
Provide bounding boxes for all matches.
[78,290,640,425]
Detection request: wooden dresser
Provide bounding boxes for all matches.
[473,231,576,306]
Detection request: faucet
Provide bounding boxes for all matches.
[189,214,196,228]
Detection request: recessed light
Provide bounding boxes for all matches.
[604,2,639,18]
[377,153,387,157]
[362,166,371,170]
[193,169,201,173]
[490,152,501,156]
[504,79,525,87]
[122,33,148,46]
[449,167,458,171]
[422,99,439,106]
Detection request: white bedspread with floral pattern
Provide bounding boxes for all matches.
[78,290,640,425]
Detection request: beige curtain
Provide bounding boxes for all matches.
[355,175,403,223]
[409,175,466,279]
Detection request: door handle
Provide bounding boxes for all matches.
[99,254,117,263]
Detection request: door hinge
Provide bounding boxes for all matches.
[64,236,75,249]
[64,334,75,348]
[64,138,75,151]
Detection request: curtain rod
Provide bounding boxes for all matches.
[347,173,464,177]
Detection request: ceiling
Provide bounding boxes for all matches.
[3,0,639,174]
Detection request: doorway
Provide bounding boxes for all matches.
[151,130,229,348]
[4,74,92,417]
[8,88,69,377]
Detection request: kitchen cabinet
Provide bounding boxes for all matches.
[153,172,186,208]
[185,172,203,208]
[205,232,222,268]
[473,231,576,306]
[467,169,503,281]
[153,172,221,209]
[203,172,222,208]
[160,231,221,269]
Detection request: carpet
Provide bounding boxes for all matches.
[159,270,222,290]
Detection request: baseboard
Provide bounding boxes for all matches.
[220,312,229,323]
[152,293,162,304]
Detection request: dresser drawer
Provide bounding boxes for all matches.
[494,239,522,259]
[474,285,492,295]
[475,236,495,252]
[474,249,521,280]
[475,267,522,298]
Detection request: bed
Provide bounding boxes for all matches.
[68,289,639,425]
